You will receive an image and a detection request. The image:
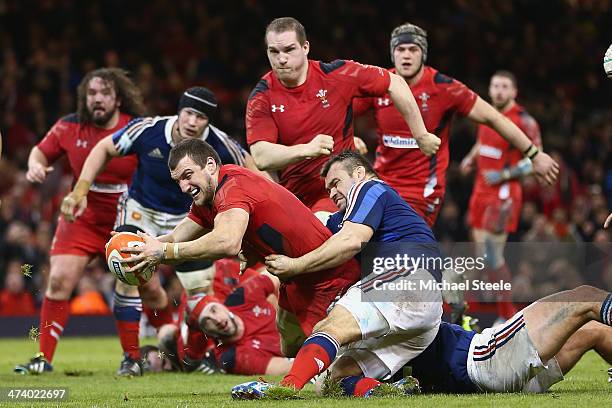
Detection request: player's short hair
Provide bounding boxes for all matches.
[492,70,518,89]
[265,17,307,45]
[321,150,378,178]
[168,138,221,171]
[77,68,146,123]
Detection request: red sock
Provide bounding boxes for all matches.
[115,320,140,360]
[113,293,142,360]
[490,264,516,319]
[39,297,70,362]
[354,377,382,397]
[280,333,339,390]
[143,303,174,329]
[497,301,517,320]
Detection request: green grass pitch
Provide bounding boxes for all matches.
[0,336,610,407]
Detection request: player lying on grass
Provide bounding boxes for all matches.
[232,150,443,399]
[234,285,612,398]
[152,272,293,376]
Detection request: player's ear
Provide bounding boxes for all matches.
[205,157,217,172]
[354,166,366,181]
[303,40,310,56]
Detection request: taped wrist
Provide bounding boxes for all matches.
[523,144,539,160]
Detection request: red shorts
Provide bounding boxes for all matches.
[403,196,443,227]
[50,193,120,257]
[50,216,114,256]
[468,194,521,233]
[278,274,355,336]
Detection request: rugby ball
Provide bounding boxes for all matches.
[105,232,154,286]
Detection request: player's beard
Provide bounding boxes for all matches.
[493,97,511,111]
[201,183,215,206]
[194,175,216,206]
[90,107,115,126]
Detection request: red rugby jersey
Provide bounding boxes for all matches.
[188,165,360,286]
[37,112,137,185]
[37,112,138,224]
[472,103,541,200]
[353,66,477,213]
[246,59,390,207]
[213,274,281,375]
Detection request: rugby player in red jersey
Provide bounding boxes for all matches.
[120,138,361,357]
[461,71,543,322]
[353,23,558,227]
[246,17,440,223]
[181,273,291,375]
[15,68,145,374]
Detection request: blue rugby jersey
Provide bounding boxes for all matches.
[328,179,441,281]
[342,179,436,243]
[112,116,246,214]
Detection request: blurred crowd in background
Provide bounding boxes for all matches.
[0,0,610,315]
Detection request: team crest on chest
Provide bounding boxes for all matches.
[418,92,430,111]
[271,104,285,113]
[316,89,330,108]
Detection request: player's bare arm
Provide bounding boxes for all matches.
[459,141,480,176]
[265,221,373,279]
[604,213,612,229]
[26,146,55,184]
[467,97,559,185]
[250,134,334,171]
[122,208,249,273]
[157,216,208,244]
[60,135,119,222]
[387,72,440,156]
[353,137,368,155]
[243,151,274,180]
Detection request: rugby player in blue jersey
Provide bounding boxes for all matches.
[318,285,612,396]
[232,150,443,398]
[61,87,256,376]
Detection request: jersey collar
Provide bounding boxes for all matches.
[165,115,212,147]
[164,115,179,146]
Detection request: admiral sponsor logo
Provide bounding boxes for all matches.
[382,134,419,148]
